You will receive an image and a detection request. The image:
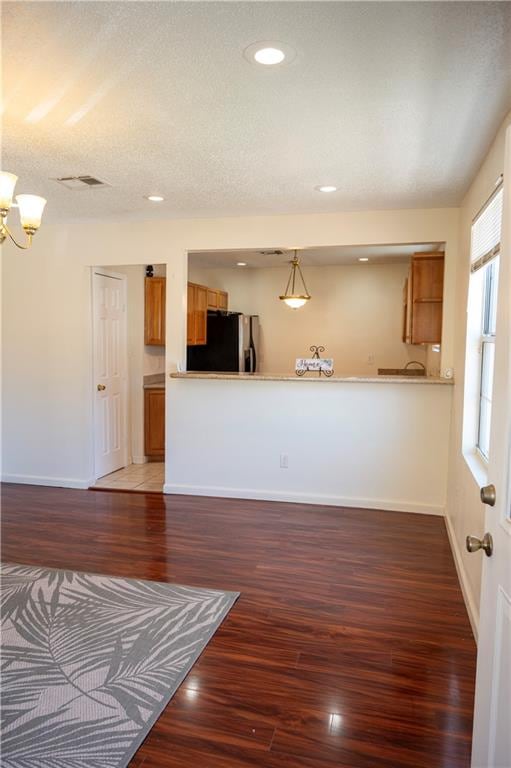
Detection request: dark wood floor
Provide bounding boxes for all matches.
[1,484,476,768]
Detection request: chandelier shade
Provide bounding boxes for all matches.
[279,250,311,309]
[0,171,46,249]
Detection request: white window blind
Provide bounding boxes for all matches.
[471,183,503,273]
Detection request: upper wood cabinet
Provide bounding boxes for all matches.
[403,253,444,345]
[145,277,166,346]
[218,291,228,310]
[187,283,195,345]
[188,283,228,345]
[206,288,229,311]
[207,289,218,309]
[187,282,208,346]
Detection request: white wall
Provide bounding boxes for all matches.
[189,262,427,375]
[1,206,458,494]
[444,110,511,638]
[166,378,452,515]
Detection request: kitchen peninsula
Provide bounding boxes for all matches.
[170,372,451,384]
[165,371,453,515]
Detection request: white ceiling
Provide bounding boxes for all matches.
[3,2,511,222]
[190,242,444,269]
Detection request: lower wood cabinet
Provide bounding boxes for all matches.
[144,388,165,459]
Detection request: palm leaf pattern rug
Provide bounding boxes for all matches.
[0,563,238,767]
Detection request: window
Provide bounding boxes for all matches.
[464,182,503,469]
[477,258,499,460]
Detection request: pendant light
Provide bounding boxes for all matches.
[279,250,311,309]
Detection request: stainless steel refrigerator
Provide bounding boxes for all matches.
[187,312,260,373]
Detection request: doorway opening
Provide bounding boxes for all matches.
[91,264,166,492]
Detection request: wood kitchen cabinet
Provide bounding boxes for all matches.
[187,282,229,345]
[144,388,165,459]
[206,288,228,311]
[187,282,208,346]
[144,277,166,346]
[403,253,444,345]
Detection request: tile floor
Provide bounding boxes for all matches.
[93,462,164,492]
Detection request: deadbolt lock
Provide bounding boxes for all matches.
[480,484,496,506]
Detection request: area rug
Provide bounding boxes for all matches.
[0,563,239,767]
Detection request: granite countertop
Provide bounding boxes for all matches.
[169,372,453,385]
[143,374,165,389]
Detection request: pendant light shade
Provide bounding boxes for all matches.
[279,250,311,309]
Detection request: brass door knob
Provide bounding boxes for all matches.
[466,533,493,557]
[97,384,106,391]
[480,484,496,506]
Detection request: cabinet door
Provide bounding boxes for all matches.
[195,285,208,345]
[218,291,228,310]
[144,389,165,458]
[402,278,409,343]
[207,289,219,310]
[145,277,166,346]
[411,302,443,344]
[187,283,195,345]
[412,255,444,301]
[410,254,444,344]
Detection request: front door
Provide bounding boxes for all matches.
[470,127,511,768]
[92,269,127,479]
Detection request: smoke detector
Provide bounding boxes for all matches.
[53,175,111,190]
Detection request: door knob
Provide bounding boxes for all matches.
[466,533,493,557]
[480,484,496,506]
[97,384,106,391]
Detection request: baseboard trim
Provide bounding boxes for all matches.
[1,474,92,490]
[163,483,444,516]
[132,456,148,465]
[445,513,479,642]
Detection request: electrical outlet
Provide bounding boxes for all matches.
[280,454,289,469]
[367,354,375,365]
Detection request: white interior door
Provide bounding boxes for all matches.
[92,269,128,479]
[471,128,511,768]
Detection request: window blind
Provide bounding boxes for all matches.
[471,183,503,273]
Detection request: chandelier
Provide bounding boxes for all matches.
[0,172,46,249]
[279,250,311,309]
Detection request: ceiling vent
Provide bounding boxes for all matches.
[259,249,284,256]
[53,175,110,191]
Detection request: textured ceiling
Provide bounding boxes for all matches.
[3,2,511,222]
[190,242,444,269]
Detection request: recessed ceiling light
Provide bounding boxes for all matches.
[146,195,164,202]
[243,41,295,67]
[254,47,285,65]
[358,257,369,262]
[315,185,337,193]
[237,262,247,267]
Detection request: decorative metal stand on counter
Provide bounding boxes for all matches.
[295,346,334,377]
